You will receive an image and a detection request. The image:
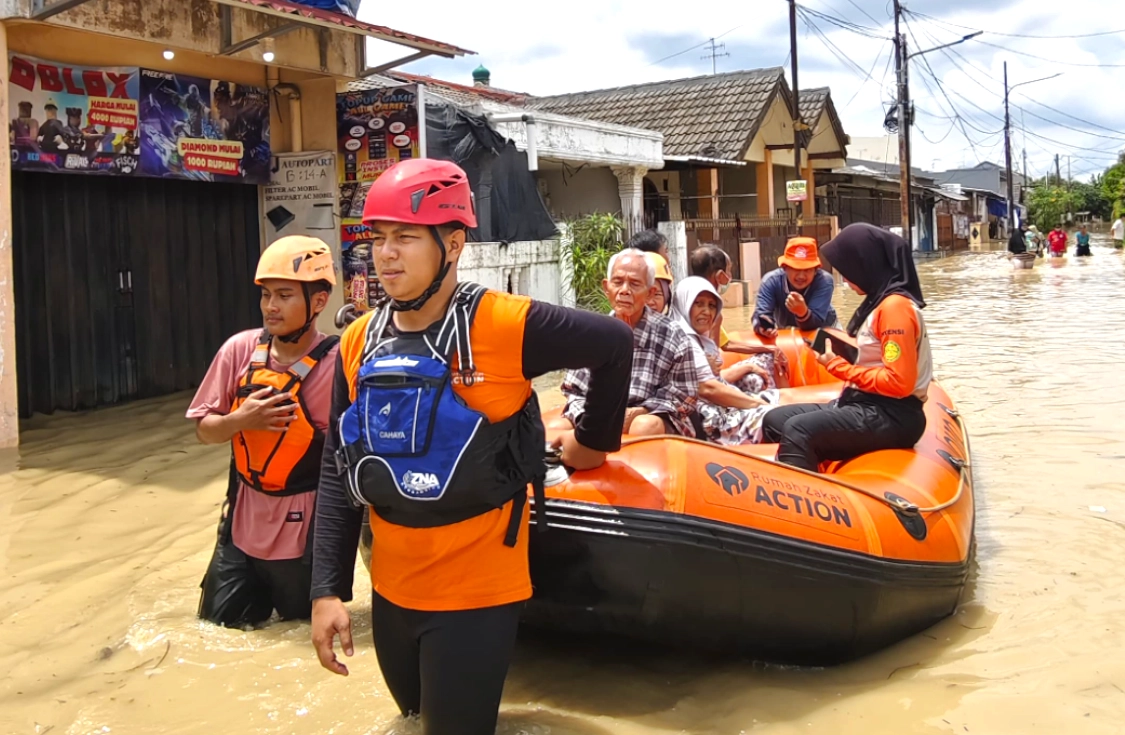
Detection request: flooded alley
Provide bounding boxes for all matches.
[2,241,1125,735]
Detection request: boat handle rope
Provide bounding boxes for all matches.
[608,408,970,518]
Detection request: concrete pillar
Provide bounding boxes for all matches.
[612,165,647,239]
[802,164,816,220]
[756,150,775,217]
[0,21,18,447]
[657,220,687,281]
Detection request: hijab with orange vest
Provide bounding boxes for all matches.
[819,224,925,337]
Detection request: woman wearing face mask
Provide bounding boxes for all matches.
[688,245,783,365]
[761,224,932,471]
[672,277,782,445]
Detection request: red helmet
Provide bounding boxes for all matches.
[362,158,477,229]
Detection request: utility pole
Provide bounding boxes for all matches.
[893,0,912,245]
[789,0,803,223]
[701,37,729,75]
[1003,62,1015,229]
[1055,154,1061,187]
[1022,147,1028,203]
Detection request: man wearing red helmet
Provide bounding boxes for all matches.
[310,158,632,734]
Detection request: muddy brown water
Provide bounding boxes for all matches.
[3,239,1125,734]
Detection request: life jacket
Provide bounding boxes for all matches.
[333,283,547,547]
[233,331,339,496]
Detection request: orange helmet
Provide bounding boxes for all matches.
[644,251,674,282]
[256,236,336,287]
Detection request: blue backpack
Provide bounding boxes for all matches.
[335,283,546,546]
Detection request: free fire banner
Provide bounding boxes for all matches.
[7,54,142,176]
[138,68,270,184]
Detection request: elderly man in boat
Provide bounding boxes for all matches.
[562,248,705,437]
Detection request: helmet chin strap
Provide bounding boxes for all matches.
[277,282,315,344]
[390,226,452,312]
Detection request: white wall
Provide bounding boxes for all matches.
[486,102,664,169]
[536,166,620,220]
[459,238,562,304]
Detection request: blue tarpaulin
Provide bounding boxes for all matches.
[288,0,359,16]
[987,198,1008,217]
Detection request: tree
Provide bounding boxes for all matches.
[1101,153,1125,219]
[1028,185,1074,231]
[1070,180,1112,220]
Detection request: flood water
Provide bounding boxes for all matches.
[3,237,1125,735]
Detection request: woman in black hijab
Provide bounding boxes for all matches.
[761,224,933,472]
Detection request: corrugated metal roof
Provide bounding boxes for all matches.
[527,68,788,161]
[219,0,472,56]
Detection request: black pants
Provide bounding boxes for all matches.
[197,536,312,628]
[371,589,522,735]
[762,391,927,472]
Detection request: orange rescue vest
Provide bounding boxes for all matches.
[232,330,339,495]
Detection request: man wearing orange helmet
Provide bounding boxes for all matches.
[309,158,632,735]
[188,235,339,627]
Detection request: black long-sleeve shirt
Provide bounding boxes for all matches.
[311,299,633,601]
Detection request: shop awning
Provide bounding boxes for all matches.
[213,0,473,58]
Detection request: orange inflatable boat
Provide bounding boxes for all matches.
[525,329,974,665]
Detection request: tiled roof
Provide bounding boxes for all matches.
[526,68,789,161]
[388,72,528,104]
[798,87,829,126]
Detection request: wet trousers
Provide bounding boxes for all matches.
[762,390,926,472]
[198,535,312,627]
[371,588,523,735]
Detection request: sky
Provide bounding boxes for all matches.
[361,0,1125,182]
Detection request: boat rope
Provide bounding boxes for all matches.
[618,408,970,517]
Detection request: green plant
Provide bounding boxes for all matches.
[564,213,624,313]
[1028,185,1075,232]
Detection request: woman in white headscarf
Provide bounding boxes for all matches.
[672,277,782,445]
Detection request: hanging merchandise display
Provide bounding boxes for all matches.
[334,84,422,315]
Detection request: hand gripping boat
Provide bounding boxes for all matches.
[527,330,974,665]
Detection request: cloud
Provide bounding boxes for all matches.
[362,0,1125,180]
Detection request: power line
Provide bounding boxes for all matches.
[902,16,993,159]
[795,4,889,39]
[841,0,886,27]
[906,10,1125,40]
[797,8,881,83]
[906,17,1125,153]
[970,38,1125,69]
[846,37,895,106]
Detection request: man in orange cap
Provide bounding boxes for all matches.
[753,236,838,338]
[188,235,339,628]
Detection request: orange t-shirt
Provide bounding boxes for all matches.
[338,291,535,611]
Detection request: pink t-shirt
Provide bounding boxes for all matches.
[187,329,338,561]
